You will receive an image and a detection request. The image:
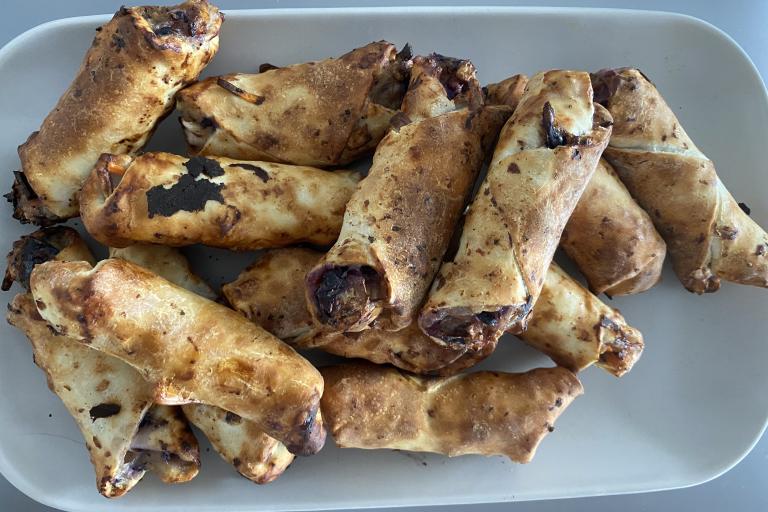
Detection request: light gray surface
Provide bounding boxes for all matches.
[1,0,766,510]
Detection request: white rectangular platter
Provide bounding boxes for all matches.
[0,6,766,512]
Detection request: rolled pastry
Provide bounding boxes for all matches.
[30,258,325,455]
[176,41,411,166]
[419,70,613,348]
[320,363,582,462]
[224,248,489,375]
[519,264,643,377]
[79,152,360,249]
[592,68,768,292]
[114,244,295,483]
[484,76,666,296]
[10,0,222,224]
[181,405,294,484]
[5,228,199,497]
[561,159,667,296]
[109,245,217,300]
[305,54,511,332]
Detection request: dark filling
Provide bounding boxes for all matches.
[259,63,280,73]
[312,266,382,328]
[590,68,623,106]
[152,9,192,37]
[4,171,61,226]
[368,43,411,109]
[430,53,473,100]
[542,101,592,149]
[228,163,269,182]
[146,174,224,218]
[423,306,513,347]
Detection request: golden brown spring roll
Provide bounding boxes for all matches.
[109,245,216,300]
[181,405,294,484]
[305,54,511,333]
[592,68,768,292]
[520,264,643,377]
[4,228,199,497]
[79,152,360,249]
[484,77,666,296]
[176,41,411,166]
[321,363,582,462]
[419,70,613,348]
[561,159,666,296]
[29,258,325,456]
[10,0,222,225]
[224,248,488,375]
[114,244,295,483]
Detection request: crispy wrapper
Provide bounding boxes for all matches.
[30,258,325,455]
[109,245,216,300]
[79,152,360,249]
[5,229,199,498]
[520,264,644,377]
[10,0,222,224]
[561,159,667,296]
[320,363,582,462]
[176,41,411,166]
[181,405,295,484]
[224,248,490,375]
[484,76,665,296]
[592,68,768,293]
[305,54,511,333]
[419,70,613,349]
[113,244,295,483]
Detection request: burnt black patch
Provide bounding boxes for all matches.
[259,62,279,73]
[229,163,269,183]
[224,411,242,425]
[146,174,225,218]
[2,236,59,291]
[89,403,121,421]
[185,156,224,178]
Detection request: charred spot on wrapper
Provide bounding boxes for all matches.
[146,174,225,218]
[89,403,122,421]
[228,163,269,182]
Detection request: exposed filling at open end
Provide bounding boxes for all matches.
[2,226,76,291]
[4,171,62,227]
[139,3,212,39]
[369,44,412,110]
[420,305,515,349]
[310,265,384,330]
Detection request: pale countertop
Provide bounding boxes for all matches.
[1,1,767,511]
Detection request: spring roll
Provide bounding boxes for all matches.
[520,264,643,377]
[30,258,325,455]
[176,41,411,166]
[484,77,666,296]
[4,228,199,497]
[419,70,613,348]
[113,244,296,483]
[592,68,768,293]
[181,405,294,484]
[305,54,511,333]
[321,363,582,462]
[224,248,488,375]
[9,0,222,225]
[79,152,360,249]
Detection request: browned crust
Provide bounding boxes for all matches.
[419,70,613,349]
[30,258,325,455]
[176,41,410,166]
[593,68,768,292]
[14,0,222,223]
[305,55,510,333]
[484,74,528,111]
[78,152,360,250]
[320,363,583,462]
[561,159,667,296]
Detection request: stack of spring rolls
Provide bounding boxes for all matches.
[3,0,767,499]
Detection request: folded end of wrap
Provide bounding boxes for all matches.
[79,153,136,248]
[2,226,91,292]
[5,171,66,226]
[283,408,326,457]
[594,314,645,377]
[600,247,666,297]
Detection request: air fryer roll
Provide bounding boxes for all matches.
[10,0,222,224]
[176,41,411,166]
[30,258,325,456]
[305,54,511,333]
[419,70,612,349]
[79,152,360,249]
[320,363,583,462]
[592,67,768,293]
